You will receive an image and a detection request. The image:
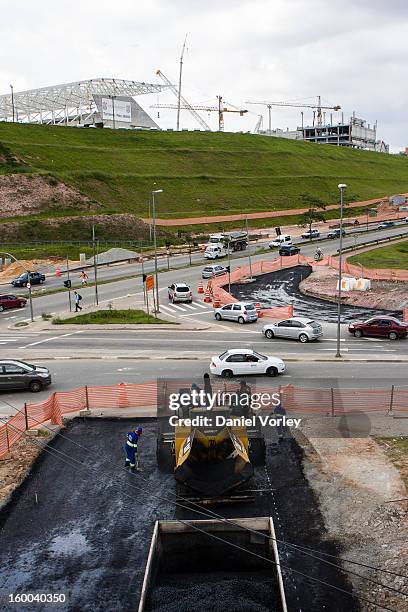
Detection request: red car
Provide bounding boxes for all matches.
[348,316,408,340]
[0,294,27,312]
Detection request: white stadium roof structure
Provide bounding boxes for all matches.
[0,78,167,126]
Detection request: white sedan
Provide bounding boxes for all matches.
[210,349,286,378]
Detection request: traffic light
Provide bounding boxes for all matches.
[142,273,147,283]
[225,266,230,273]
[63,280,72,288]
[275,226,281,236]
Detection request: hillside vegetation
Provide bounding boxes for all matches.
[1,122,408,237]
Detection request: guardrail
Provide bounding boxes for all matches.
[336,230,408,255]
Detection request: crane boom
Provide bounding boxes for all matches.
[156,70,211,131]
[246,97,341,127]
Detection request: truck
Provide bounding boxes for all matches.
[204,231,248,259]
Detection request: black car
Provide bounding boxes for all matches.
[11,271,46,287]
[0,360,52,392]
[279,245,301,256]
[327,228,346,239]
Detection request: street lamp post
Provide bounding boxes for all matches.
[336,183,347,358]
[10,85,15,122]
[0,252,34,321]
[152,189,163,313]
[245,216,253,280]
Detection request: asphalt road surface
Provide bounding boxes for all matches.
[1,359,407,415]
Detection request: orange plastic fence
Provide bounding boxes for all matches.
[328,255,408,282]
[1,382,407,459]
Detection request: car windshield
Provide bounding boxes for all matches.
[17,273,28,279]
[176,287,189,292]
[8,361,35,370]
[204,268,213,272]
[245,304,255,310]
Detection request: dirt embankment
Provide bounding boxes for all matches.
[300,265,408,311]
[0,173,98,218]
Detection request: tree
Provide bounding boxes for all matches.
[298,194,326,236]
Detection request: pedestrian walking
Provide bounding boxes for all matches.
[74,291,83,312]
[80,270,88,287]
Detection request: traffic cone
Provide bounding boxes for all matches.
[255,302,262,318]
[213,293,221,308]
[198,281,204,294]
[204,287,212,303]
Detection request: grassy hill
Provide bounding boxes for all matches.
[1,122,408,239]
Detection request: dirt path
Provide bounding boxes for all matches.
[146,194,408,226]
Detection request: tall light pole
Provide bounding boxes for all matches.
[10,85,15,122]
[336,183,347,358]
[245,216,253,280]
[152,189,163,313]
[92,224,99,306]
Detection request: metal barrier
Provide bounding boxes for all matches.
[1,382,407,459]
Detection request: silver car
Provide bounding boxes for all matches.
[262,317,323,343]
[214,302,258,324]
[202,265,228,279]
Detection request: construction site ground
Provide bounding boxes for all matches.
[0,417,359,612]
[300,265,408,311]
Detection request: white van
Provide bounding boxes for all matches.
[268,234,292,249]
[204,244,227,259]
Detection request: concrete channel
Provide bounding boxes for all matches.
[0,417,359,611]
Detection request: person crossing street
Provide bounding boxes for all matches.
[74,291,83,312]
[125,426,143,471]
[80,270,88,287]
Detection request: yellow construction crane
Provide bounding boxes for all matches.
[246,96,341,133]
[151,95,248,132]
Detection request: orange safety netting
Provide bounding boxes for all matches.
[1,382,407,459]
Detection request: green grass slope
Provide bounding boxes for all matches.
[1,122,408,222]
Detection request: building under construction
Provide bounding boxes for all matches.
[258,114,388,152]
[0,78,164,130]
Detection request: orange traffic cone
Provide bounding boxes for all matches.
[213,293,221,308]
[204,287,212,303]
[55,267,62,277]
[255,302,262,318]
[198,281,204,294]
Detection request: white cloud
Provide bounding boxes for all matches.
[0,0,407,150]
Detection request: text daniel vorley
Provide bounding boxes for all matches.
[168,414,302,429]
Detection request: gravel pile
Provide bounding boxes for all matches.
[86,247,140,265]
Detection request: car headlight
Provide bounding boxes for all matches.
[38,372,50,378]
[349,324,355,329]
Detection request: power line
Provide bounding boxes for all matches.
[2,420,401,612]
[1,415,406,610]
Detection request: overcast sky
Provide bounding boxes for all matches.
[1,0,407,150]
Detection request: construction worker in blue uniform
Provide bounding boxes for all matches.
[125,426,143,471]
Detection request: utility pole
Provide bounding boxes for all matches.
[152,189,163,313]
[112,96,116,129]
[336,184,347,358]
[245,217,253,280]
[217,95,224,132]
[267,104,272,134]
[176,34,187,132]
[66,256,72,312]
[10,85,15,122]
[92,224,99,306]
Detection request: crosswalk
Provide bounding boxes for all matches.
[0,333,43,346]
[159,301,213,317]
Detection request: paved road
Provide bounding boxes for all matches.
[0,327,405,356]
[1,359,407,416]
[1,223,407,331]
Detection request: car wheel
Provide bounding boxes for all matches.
[29,380,43,393]
[23,282,27,287]
[0,305,4,312]
[221,369,233,378]
[265,329,274,339]
[354,330,363,338]
[238,316,245,324]
[299,333,309,343]
[215,313,222,321]
[266,367,278,377]
[389,332,398,340]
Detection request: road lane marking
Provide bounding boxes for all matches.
[19,331,83,348]
[194,303,208,309]
[183,304,197,310]
[170,304,188,311]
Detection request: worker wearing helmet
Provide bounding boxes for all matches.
[125,426,143,471]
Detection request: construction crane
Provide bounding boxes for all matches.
[156,69,211,131]
[246,96,341,133]
[151,96,248,132]
[254,114,263,134]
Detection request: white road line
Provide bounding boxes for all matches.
[183,304,197,310]
[159,304,176,313]
[170,304,187,311]
[194,302,208,309]
[19,331,83,349]
[180,310,214,317]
